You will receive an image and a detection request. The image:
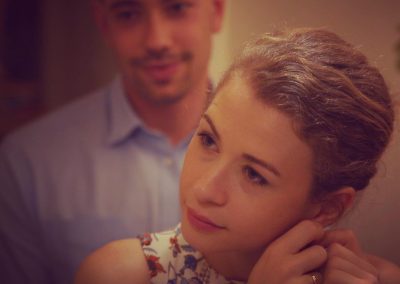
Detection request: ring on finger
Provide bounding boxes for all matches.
[310,272,322,284]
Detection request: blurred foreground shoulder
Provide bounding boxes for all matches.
[74,238,150,284]
[367,254,400,284]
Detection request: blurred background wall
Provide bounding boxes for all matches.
[1,0,399,264]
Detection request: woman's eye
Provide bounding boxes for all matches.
[243,166,268,186]
[197,132,217,151]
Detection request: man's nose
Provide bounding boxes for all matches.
[144,12,172,55]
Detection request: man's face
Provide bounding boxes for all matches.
[96,0,224,104]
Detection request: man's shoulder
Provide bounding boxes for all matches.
[6,90,106,141]
[1,88,110,155]
[36,88,107,132]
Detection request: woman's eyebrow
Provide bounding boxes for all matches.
[242,153,281,177]
[203,114,220,140]
[202,113,281,177]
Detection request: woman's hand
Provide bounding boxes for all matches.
[366,254,400,284]
[248,220,327,284]
[320,229,400,284]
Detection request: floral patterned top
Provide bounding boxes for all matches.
[138,224,245,284]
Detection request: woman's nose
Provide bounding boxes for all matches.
[194,166,230,206]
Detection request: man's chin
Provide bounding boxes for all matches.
[126,75,191,105]
[140,87,187,105]
[143,82,191,105]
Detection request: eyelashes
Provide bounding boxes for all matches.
[196,130,269,187]
[242,166,269,186]
[197,131,217,151]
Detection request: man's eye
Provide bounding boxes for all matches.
[243,166,268,186]
[167,2,192,15]
[197,132,217,150]
[113,9,141,23]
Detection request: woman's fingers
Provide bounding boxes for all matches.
[270,220,325,255]
[294,245,327,274]
[298,274,324,284]
[328,243,378,276]
[321,229,400,283]
[323,243,378,284]
[248,220,328,284]
[324,269,366,284]
[366,254,400,284]
[319,229,362,255]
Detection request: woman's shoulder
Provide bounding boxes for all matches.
[74,238,150,284]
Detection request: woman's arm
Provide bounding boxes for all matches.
[74,238,150,284]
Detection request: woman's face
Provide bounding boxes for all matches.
[180,76,320,255]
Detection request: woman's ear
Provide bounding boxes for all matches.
[312,187,356,227]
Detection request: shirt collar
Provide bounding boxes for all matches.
[106,76,209,147]
[106,76,144,146]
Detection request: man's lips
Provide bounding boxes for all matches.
[187,207,226,232]
[142,61,180,82]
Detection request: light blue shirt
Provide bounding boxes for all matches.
[0,77,190,284]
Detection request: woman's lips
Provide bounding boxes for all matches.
[187,207,225,233]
